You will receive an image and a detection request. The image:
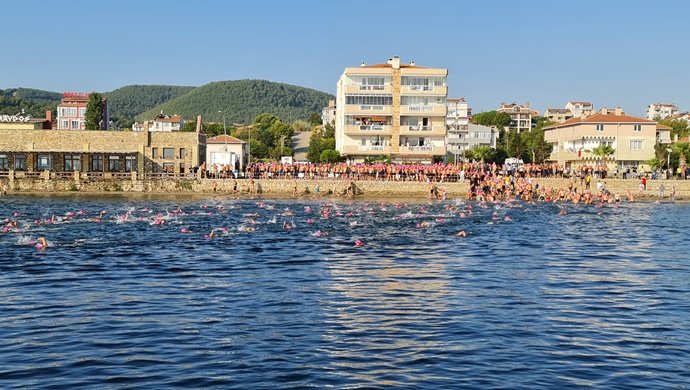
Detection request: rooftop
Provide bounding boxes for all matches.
[544,112,657,130]
[207,134,245,144]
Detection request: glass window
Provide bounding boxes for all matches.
[596,124,604,131]
[71,120,79,129]
[0,154,7,170]
[125,156,137,172]
[345,95,393,105]
[152,148,158,159]
[14,154,26,171]
[629,140,643,150]
[163,148,175,159]
[61,120,69,129]
[179,148,186,159]
[64,155,81,171]
[162,162,174,173]
[37,154,53,171]
[108,156,120,172]
[91,155,104,172]
[633,124,641,131]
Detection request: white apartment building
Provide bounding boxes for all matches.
[132,112,184,132]
[446,98,497,160]
[646,103,678,120]
[565,101,594,118]
[321,100,336,127]
[335,56,448,163]
[498,102,532,133]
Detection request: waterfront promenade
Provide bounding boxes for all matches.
[2,175,688,200]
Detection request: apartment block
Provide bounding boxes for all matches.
[498,102,532,133]
[565,101,594,118]
[543,108,573,124]
[335,56,448,163]
[321,100,336,127]
[646,103,678,120]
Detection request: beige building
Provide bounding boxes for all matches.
[335,56,448,163]
[565,101,594,118]
[544,109,670,171]
[543,108,573,123]
[498,102,532,133]
[0,127,205,174]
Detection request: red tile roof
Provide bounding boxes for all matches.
[656,124,673,130]
[544,113,656,130]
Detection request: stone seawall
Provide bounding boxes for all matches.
[3,177,689,199]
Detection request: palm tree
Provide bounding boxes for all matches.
[471,145,494,163]
[592,144,615,162]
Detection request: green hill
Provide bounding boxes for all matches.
[106,85,195,119]
[0,88,61,117]
[137,80,334,124]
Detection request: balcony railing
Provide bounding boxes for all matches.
[360,105,385,111]
[407,106,433,112]
[358,125,387,131]
[359,85,386,91]
[360,145,386,151]
[406,145,433,152]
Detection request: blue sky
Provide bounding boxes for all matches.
[2,0,688,115]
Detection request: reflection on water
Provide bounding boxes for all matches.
[0,196,689,388]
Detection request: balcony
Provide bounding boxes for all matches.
[342,145,392,155]
[400,125,446,136]
[343,124,392,135]
[401,85,447,96]
[344,84,392,94]
[401,145,446,156]
[344,104,393,115]
[400,105,446,116]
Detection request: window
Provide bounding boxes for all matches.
[69,107,77,117]
[345,94,393,106]
[629,140,643,150]
[162,162,174,173]
[71,120,79,129]
[64,155,81,171]
[60,108,69,117]
[14,154,26,171]
[61,120,69,129]
[596,124,604,131]
[37,154,52,171]
[633,124,641,131]
[0,154,8,170]
[125,156,137,172]
[152,148,158,159]
[79,107,86,117]
[108,156,120,172]
[179,148,186,159]
[179,163,186,174]
[162,148,175,159]
[91,155,104,172]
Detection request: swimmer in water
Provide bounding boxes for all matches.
[354,239,364,247]
[456,230,467,237]
[35,237,48,250]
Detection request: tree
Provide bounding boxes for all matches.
[292,120,311,133]
[472,111,511,130]
[592,145,615,164]
[319,149,342,163]
[501,130,526,159]
[470,145,494,163]
[308,112,322,127]
[85,92,104,130]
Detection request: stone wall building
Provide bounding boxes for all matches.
[0,127,205,175]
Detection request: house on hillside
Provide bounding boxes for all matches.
[132,111,184,132]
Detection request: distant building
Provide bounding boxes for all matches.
[543,108,573,124]
[321,99,336,127]
[646,103,679,120]
[335,56,448,163]
[57,92,110,130]
[565,101,594,118]
[544,108,667,171]
[0,110,53,130]
[599,107,625,116]
[498,102,532,133]
[132,112,185,132]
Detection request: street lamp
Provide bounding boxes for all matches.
[218,110,227,151]
[667,148,673,179]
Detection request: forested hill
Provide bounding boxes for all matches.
[0,88,61,117]
[137,80,334,124]
[106,85,195,119]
